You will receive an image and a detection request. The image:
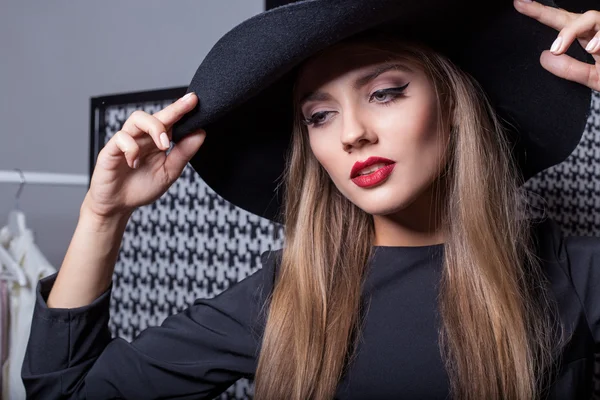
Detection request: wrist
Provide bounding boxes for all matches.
[79,196,133,234]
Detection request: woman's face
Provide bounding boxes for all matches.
[296,41,450,242]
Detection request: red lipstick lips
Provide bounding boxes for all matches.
[350,156,396,188]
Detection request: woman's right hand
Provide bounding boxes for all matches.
[83,92,206,220]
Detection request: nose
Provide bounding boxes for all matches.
[340,108,377,153]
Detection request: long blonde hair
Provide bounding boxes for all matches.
[253,31,568,400]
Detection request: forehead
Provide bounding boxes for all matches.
[295,41,418,93]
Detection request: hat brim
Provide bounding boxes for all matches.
[172,0,592,223]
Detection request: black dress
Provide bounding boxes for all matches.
[20,217,597,399]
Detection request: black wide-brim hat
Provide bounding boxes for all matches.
[172,0,593,224]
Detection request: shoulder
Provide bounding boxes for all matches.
[528,215,600,291]
[260,248,283,269]
[529,216,600,344]
[259,248,283,280]
[256,248,283,298]
[194,248,283,313]
[529,216,600,278]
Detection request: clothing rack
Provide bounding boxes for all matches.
[0,170,88,186]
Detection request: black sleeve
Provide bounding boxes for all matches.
[21,250,281,400]
[562,234,600,344]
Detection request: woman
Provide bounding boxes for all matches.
[21,0,600,399]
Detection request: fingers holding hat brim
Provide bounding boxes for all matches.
[514,1,600,90]
[548,10,600,89]
[539,50,600,90]
[165,128,207,179]
[513,0,578,31]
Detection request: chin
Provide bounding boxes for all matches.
[358,201,410,217]
[352,191,417,216]
[349,180,432,214]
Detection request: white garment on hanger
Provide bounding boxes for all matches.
[0,225,56,400]
[0,279,8,397]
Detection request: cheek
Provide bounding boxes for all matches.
[404,108,449,179]
[308,134,326,165]
[309,134,341,178]
[309,135,358,195]
[382,98,448,179]
[396,94,442,149]
[411,113,443,154]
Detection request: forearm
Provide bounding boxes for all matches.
[46,194,132,309]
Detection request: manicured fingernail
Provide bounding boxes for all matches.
[586,38,599,52]
[160,132,170,149]
[550,36,562,53]
[182,92,194,102]
[517,0,533,3]
[133,158,139,169]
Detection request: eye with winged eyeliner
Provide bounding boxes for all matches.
[301,83,410,128]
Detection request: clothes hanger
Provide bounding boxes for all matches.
[0,169,28,286]
[7,169,28,238]
[8,209,27,238]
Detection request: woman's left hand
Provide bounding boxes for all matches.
[513,0,600,91]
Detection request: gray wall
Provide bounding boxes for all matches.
[0,0,264,268]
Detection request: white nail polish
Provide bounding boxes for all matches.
[160,132,170,149]
[550,36,562,53]
[586,38,598,52]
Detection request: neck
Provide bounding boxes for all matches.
[372,177,446,247]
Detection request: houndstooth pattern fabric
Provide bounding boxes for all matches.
[523,91,600,234]
[96,91,599,399]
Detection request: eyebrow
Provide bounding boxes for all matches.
[298,62,414,108]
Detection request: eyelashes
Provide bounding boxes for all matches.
[301,82,410,128]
